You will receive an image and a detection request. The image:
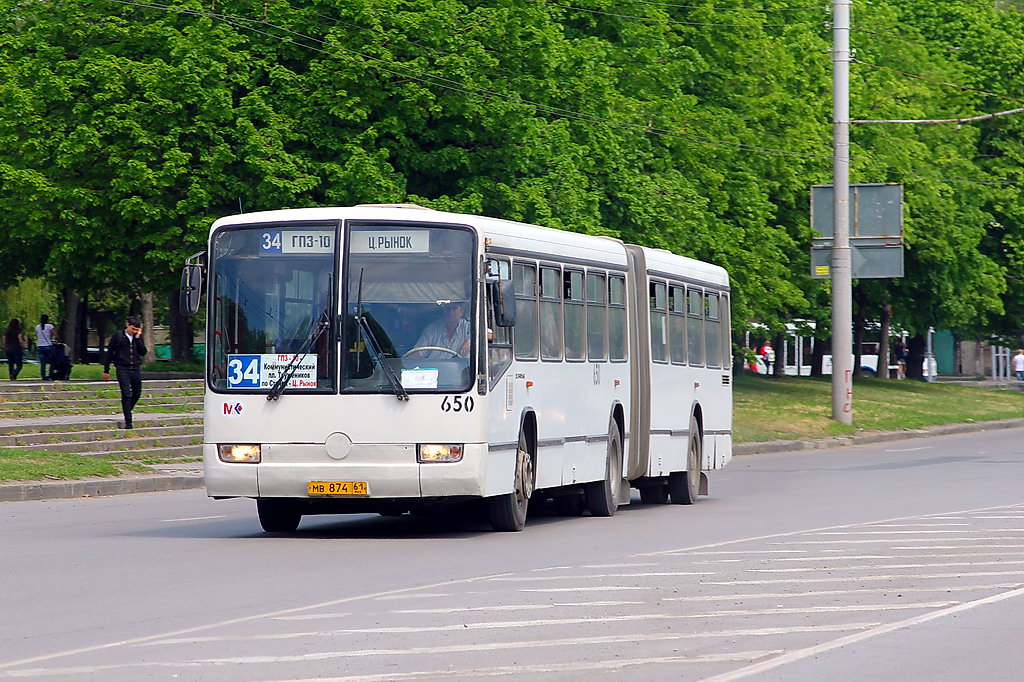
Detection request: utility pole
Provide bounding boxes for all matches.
[831,0,853,423]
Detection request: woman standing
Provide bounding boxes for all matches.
[4,318,26,380]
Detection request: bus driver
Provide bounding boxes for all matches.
[408,301,471,358]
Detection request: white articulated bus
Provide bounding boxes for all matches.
[180,204,733,532]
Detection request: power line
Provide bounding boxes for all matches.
[853,59,1024,105]
[101,0,834,161]
[547,3,820,28]
[627,0,826,12]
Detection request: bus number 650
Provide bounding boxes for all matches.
[441,396,474,413]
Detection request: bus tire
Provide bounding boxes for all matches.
[487,430,533,532]
[585,419,622,517]
[257,498,302,532]
[669,415,701,505]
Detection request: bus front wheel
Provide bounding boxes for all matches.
[257,498,302,533]
[487,431,534,532]
[585,419,622,517]
[669,415,701,505]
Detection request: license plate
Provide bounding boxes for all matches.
[307,481,368,496]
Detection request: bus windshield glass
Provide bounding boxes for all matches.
[342,222,475,394]
[209,223,337,393]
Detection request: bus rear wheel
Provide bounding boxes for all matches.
[487,431,533,532]
[585,419,622,517]
[669,415,701,505]
[257,498,302,532]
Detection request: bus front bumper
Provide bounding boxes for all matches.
[203,442,511,500]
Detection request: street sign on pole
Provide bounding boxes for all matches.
[810,183,904,279]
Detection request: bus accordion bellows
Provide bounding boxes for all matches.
[181,204,733,532]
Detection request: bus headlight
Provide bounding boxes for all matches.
[218,444,261,463]
[417,444,463,463]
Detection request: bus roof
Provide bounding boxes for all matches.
[210,205,725,283]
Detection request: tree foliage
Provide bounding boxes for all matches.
[1,0,1023,343]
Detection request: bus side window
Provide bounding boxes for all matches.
[608,275,627,361]
[687,287,704,366]
[513,262,538,360]
[586,271,607,361]
[650,280,667,363]
[669,284,686,365]
[487,258,513,386]
[564,270,586,361]
[704,293,721,369]
[721,293,732,369]
[540,265,563,361]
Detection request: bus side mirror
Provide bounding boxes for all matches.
[491,279,516,327]
[179,264,203,317]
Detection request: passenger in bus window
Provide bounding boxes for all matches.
[409,301,471,358]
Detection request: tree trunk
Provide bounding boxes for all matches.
[167,289,194,361]
[906,334,926,380]
[853,284,865,376]
[773,332,785,377]
[879,303,892,379]
[142,292,155,362]
[60,289,81,363]
[75,295,88,364]
[810,335,827,378]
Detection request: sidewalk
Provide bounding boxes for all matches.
[4,416,1024,504]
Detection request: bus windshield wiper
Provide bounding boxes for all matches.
[356,313,409,401]
[267,311,331,401]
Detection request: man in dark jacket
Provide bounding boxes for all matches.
[103,315,147,429]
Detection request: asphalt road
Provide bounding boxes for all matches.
[2,426,1024,681]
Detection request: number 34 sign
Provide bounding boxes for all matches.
[227,354,319,389]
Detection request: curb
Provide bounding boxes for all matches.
[733,417,1024,456]
[0,474,203,503]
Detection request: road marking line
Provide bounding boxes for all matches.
[706,570,1024,585]
[373,593,450,601]
[518,586,654,592]
[704,585,1024,682]
[884,446,931,452]
[751,560,1024,573]
[776,537,1024,545]
[487,571,714,581]
[139,604,953,646]
[0,571,513,670]
[392,600,642,614]
[580,562,663,569]
[893,544,1024,550]
[637,502,1024,558]
[663,584,1020,602]
[2,649,793,679]
[272,613,351,621]
[764,552,1024,562]
[158,515,226,522]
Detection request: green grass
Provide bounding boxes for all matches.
[63,361,203,381]
[734,373,1024,443]
[0,448,148,483]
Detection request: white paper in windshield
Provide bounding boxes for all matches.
[401,367,439,389]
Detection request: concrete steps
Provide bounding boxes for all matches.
[0,379,204,463]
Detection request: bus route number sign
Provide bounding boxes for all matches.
[260,230,334,254]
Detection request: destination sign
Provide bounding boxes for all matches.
[226,354,319,389]
[260,230,334,255]
[350,231,429,253]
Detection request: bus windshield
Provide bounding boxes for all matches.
[209,223,337,393]
[342,222,475,394]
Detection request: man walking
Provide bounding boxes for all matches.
[103,316,147,429]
